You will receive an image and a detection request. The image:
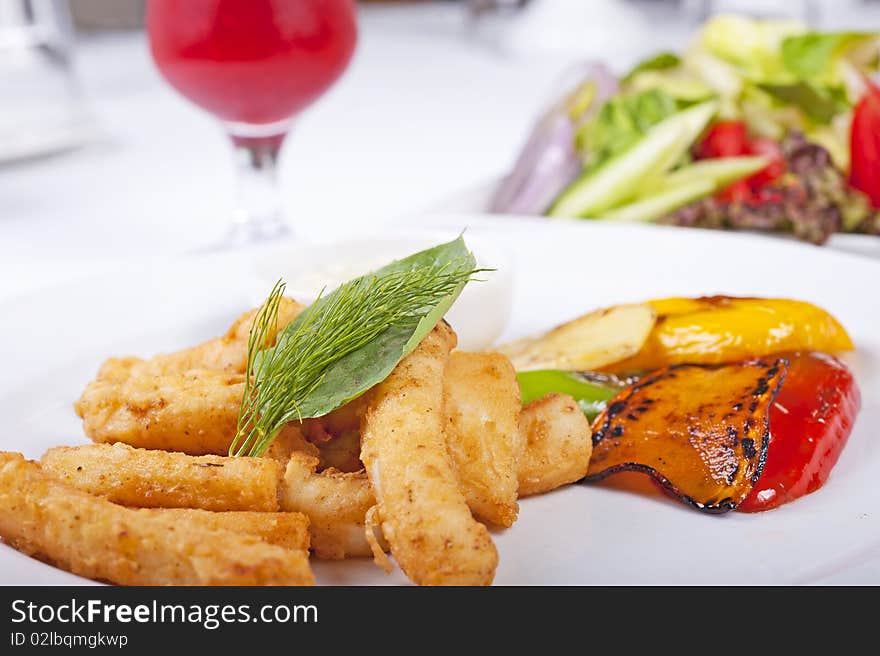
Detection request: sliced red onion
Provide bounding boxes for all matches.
[490,62,618,215]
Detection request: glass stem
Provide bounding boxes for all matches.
[229,134,289,241]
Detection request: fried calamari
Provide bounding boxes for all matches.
[0,453,312,586]
[360,323,498,585]
[443,351,523,527]
[41,443,281,512]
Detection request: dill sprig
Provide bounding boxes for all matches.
[230,253,480,457]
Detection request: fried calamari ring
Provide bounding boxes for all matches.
[518,393,593,497]
[280,452,381,560]
[444,351,523,527]
[360,323,498,586]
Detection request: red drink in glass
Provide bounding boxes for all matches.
[147,0,357,242]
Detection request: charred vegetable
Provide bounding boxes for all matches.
[739,352,860,512]
[584,359,788,512]
[499,303,656,372]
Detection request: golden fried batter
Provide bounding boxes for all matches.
[280,452,381,560]
[444,351,523,527]
[75,366,244,456]
[301,393,371,472]
[141,508,310,551]
[518,393,592,497]
[262,424,318,464]
[135,297,305,376]
[41,443,281,511]
[0,453,313,586]
[75,297,305,456]
[360,324,498,586]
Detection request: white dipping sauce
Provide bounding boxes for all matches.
[250,233,514,352]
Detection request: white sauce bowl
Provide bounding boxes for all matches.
[249,231,514,351]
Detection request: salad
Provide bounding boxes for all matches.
[492,15,880,244]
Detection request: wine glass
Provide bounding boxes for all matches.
[147,0,357,245]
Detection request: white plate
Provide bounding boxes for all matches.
[1,217,879,585]
[427,176,880,261]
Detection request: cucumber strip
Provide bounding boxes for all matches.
[601,179,715,222]
[549,101,718,218]
[637,101,724,190]
[640,155,768,197]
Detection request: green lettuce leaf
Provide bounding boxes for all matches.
[698,15,806,78]
[757,81,847,123]
[781,31,876,78]
[624,52,682,82]
[577,88,681,172]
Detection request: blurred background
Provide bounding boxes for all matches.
[3,0,880,297]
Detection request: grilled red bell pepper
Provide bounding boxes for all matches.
[850,81,880,208]
[739,352,860,512]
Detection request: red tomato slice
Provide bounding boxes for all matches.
[717,179,754,203]
[697,122,786,201]
[850,82,880,208]
[695,121,749,159]
[746,137,786,188]
[739,352,860,513]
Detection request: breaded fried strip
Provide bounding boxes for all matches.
[280,452,380,560]
[95,356,144,382]
[518,393,592,497]
[41,443,280,511]
[293,384,589,563]
[75,367,244,455]
[444,351,523,527]
[141,509,310,551]
[134,297,305,376]
[75,298,305,456]
[294,389,590,561]
[360,323,498,586]
[0,453,313,586]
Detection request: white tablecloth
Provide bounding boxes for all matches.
[0,5,567,299]
[1,3,877,302]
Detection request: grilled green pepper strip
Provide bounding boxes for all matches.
[517,370,627,422]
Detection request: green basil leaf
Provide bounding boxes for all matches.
[281,236,475,419]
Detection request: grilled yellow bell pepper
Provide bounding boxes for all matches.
[608,296,854,372]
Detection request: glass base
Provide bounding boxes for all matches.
[227,213,290,244]
[224,117,294,149]
[188,214,290,254]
